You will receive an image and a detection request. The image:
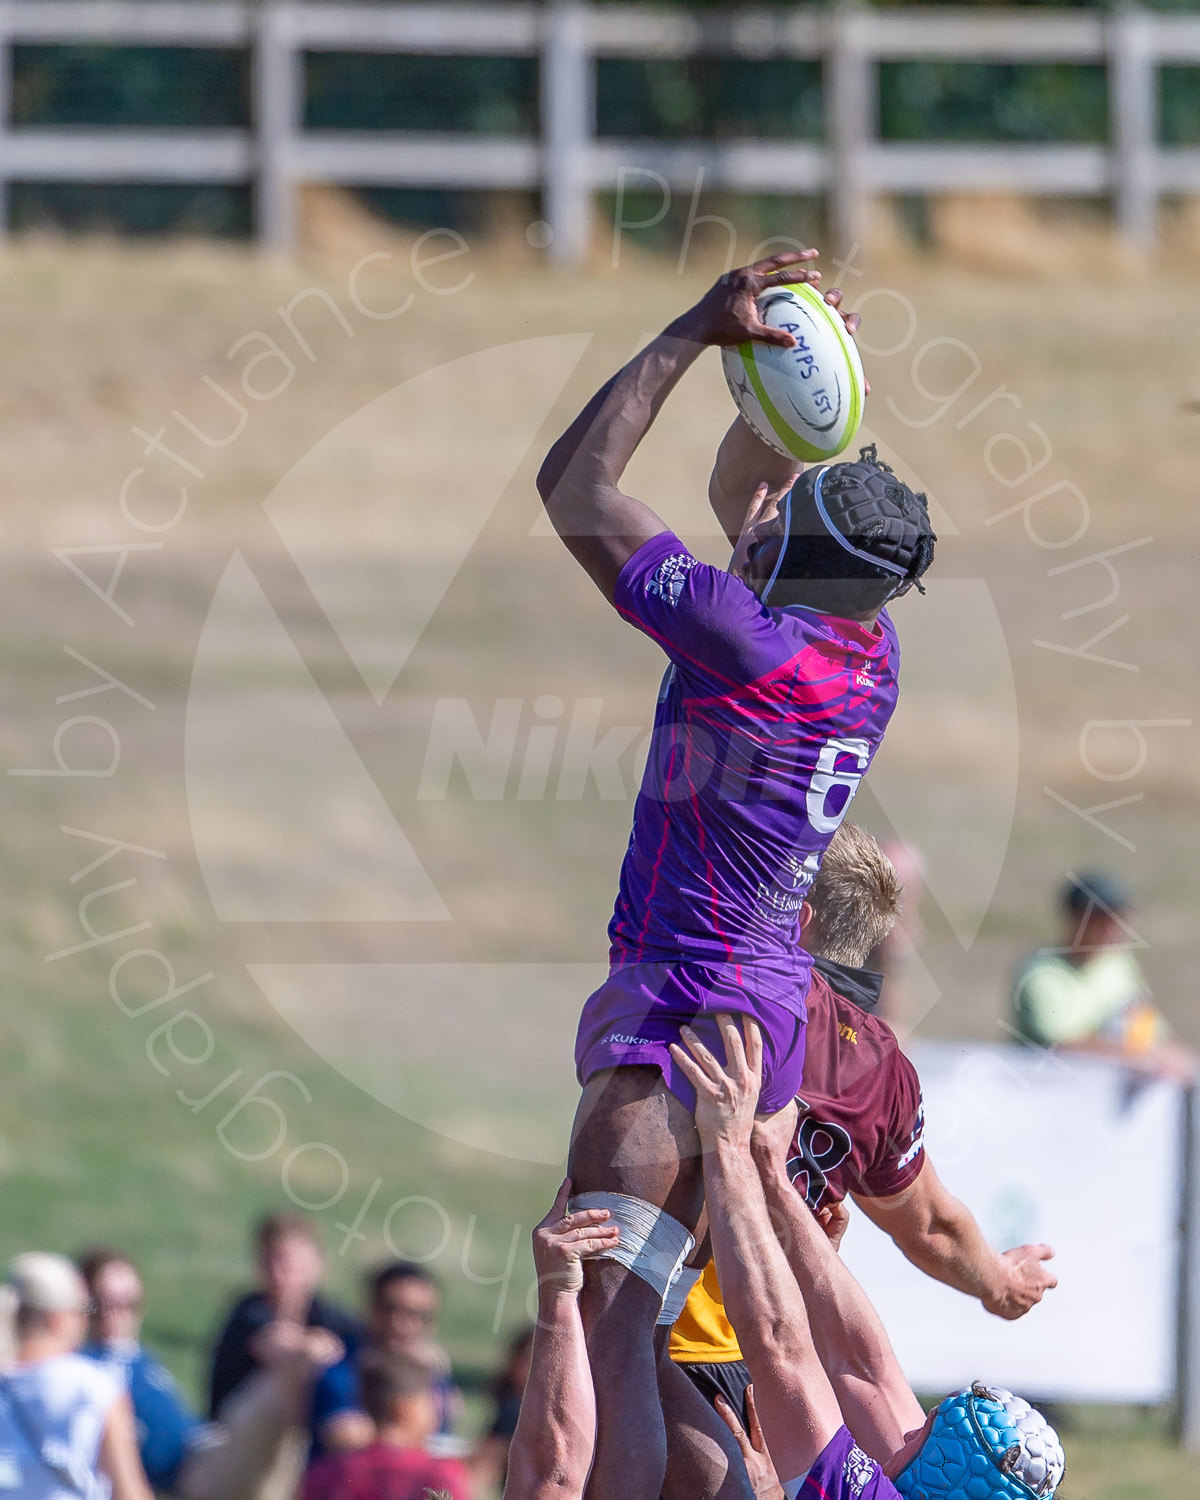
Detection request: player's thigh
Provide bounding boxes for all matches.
[568,1064,704,1229]
[657,1344,751,1500]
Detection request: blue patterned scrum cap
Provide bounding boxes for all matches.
[893,1383,1065,1500]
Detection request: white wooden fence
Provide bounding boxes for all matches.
[1,1,1199,259]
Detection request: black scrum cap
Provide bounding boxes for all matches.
[767,445,937,604]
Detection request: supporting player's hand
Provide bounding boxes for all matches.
[714,1387,786,1500]
[531,1177,620,1299]
[983,1243,1058,1320]
[670,1012,763,1150]
[668,253,820,350]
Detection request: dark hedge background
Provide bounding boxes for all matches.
[9,7,1200,237]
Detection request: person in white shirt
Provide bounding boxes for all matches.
[0,1252,153,1500]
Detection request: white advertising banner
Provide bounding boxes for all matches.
[839,1042,1184,1403]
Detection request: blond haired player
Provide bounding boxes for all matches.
[667,825,1057,1430]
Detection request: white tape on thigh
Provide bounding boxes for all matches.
[569,1192,695,1302]
[656,1263,702,1327]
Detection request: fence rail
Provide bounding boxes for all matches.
[0,2,1197,256]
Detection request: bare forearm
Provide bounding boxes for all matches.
[180,1368,308,1500]
[855,1163,1005,1309]
[864,1183,1059,1322]
[758,1167,894,1378]
[706,1143,818,1364]
[505,1292,595,1500]
[708,417,800,547]
[705,1141,843,1483]
[538,331,701,511]
[891,1201,997,1302]
[758,1166,921,1462]
[535,332,701,595]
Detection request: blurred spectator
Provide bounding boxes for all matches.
[312,1263,461,1457]
[78,1247,215,1492]
[300,1350,470,1500]
[78,1245,344,1500]
[0,1251,153,1500]
[1012,870,1195,1085]
[471,1326,533,1493]
[208,1212,359,1422]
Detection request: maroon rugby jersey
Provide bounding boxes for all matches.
[787,968,925,1208]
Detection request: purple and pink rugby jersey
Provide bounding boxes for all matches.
[575,530,901,1112]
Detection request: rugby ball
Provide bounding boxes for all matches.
[721,281,865,463]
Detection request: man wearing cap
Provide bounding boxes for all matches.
[1012,871,1194,1085]
[672,1016,1065,1500]
[536,252,936,1500]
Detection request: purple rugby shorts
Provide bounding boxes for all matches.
[575,960,807,1115]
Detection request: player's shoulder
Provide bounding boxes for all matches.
[619,530,760,615]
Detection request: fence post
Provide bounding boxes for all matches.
[1179,1086,1200,1449]
[254,0,301,252]
[1109,4,1157,252]
[0,1,11,242]
[541,0,592,268]
[827,2,873,257]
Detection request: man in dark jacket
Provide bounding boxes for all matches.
[208,1211,359,1421]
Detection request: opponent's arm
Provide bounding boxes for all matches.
[749,1109,925,1466]
[853,1157,1057,1321]
[503,1181,618,1500]
[536,254,815,601]
[670,1018,844,1485]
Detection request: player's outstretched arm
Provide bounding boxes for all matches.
[853,1158,1057,1321]
[536,254,817,601]
[749,1112,925,1466]
[503,1180,618,1500]
[669,1017,844,1487]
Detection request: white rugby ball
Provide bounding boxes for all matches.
[722,281,865,463]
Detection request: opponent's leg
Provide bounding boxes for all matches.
[567,1065,720,1500]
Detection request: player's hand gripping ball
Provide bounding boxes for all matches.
[722,280,866,463]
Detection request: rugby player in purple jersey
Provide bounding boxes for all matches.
[535,253,936,1500]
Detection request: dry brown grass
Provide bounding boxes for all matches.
[3,206,1198,1074]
